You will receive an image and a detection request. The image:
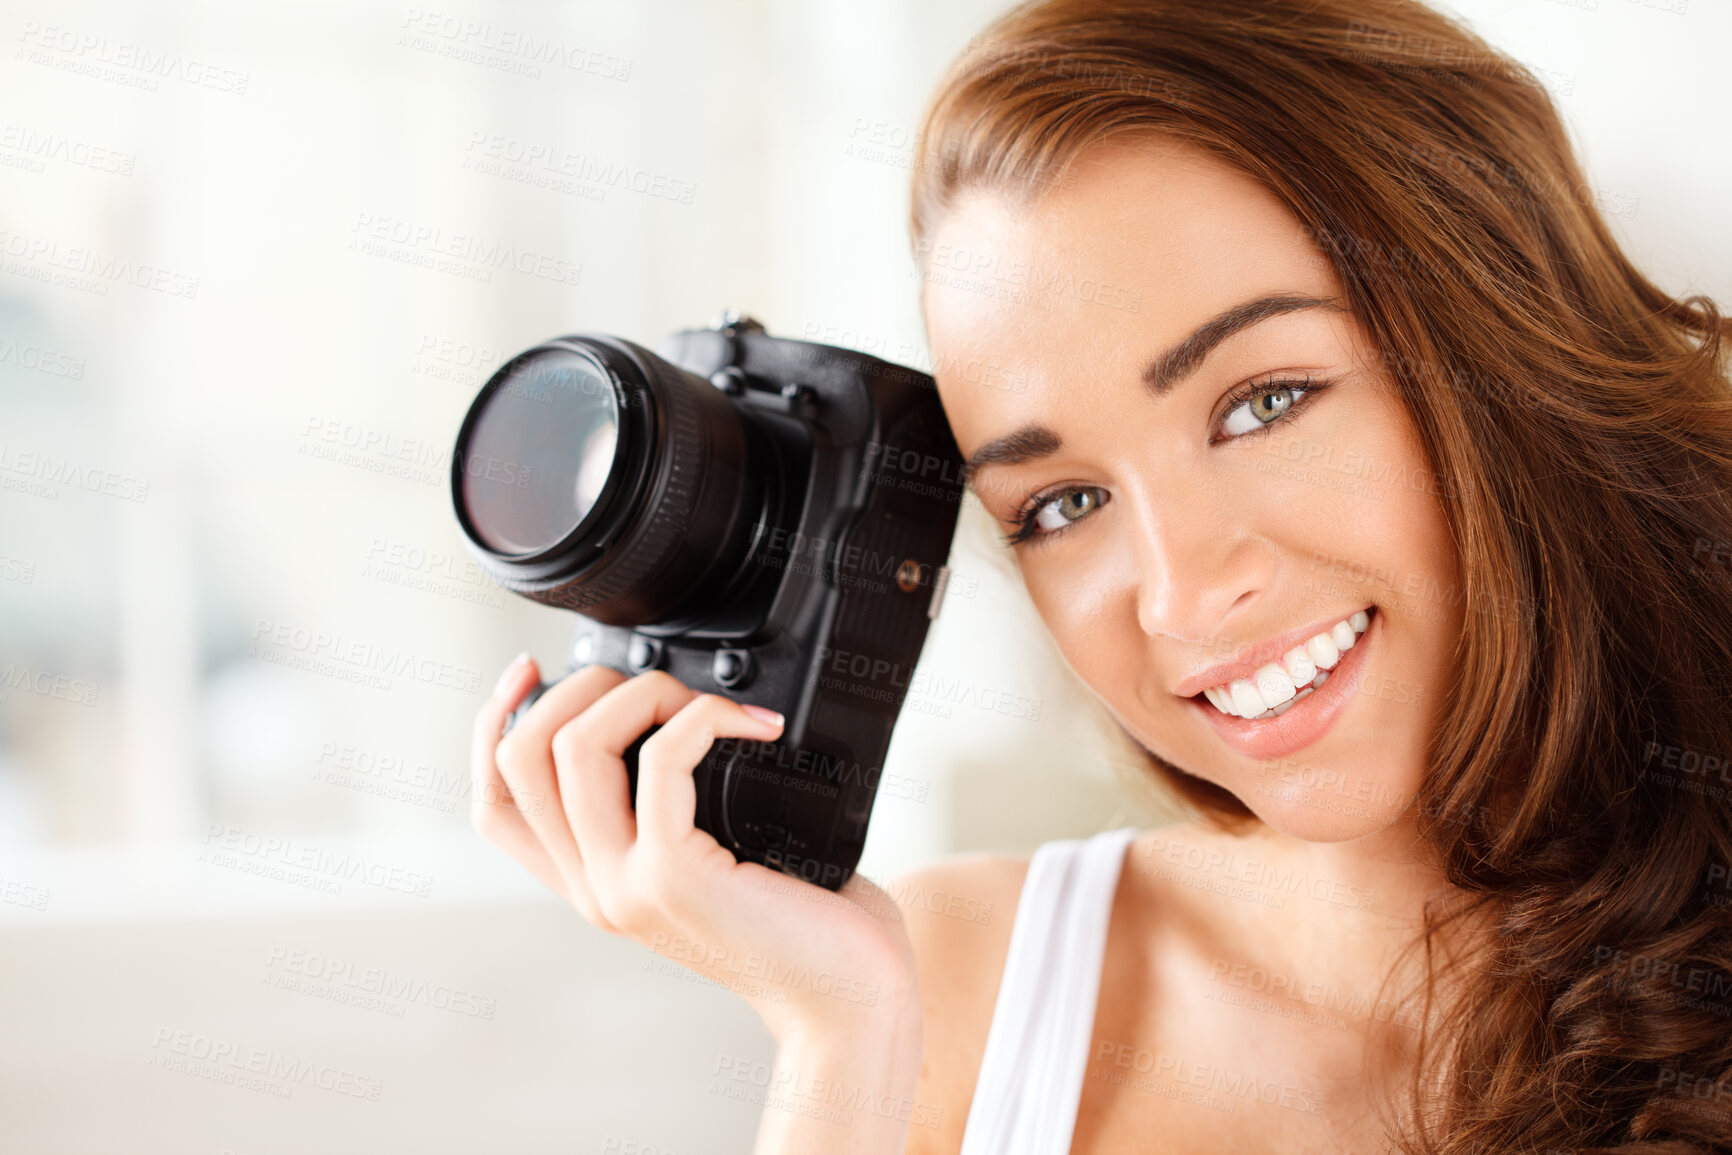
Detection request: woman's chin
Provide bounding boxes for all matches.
[1238,787,1413,843]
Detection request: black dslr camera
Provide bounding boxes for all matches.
[450,314,964,890]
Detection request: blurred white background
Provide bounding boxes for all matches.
[0,0,1725,1151]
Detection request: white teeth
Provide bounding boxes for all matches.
[1228,679,1265,718]
[1198,608,1374,719]
[1281,646,1317,686]
[1305,632,1339,669]
[1254,663,1296,708]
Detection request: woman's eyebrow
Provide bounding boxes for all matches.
[962,423,1062,483]
[961,292,1344,483]
[1142,292,1344,396]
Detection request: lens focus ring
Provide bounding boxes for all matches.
[454,333,766,630]
[522,379,707,619]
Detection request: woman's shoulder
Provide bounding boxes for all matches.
[890,844,1036,1049]
[889,826,1163,1154]
[890,848,1035,1155]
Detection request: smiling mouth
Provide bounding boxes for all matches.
[1191,606,1376,721]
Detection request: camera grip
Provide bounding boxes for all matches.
[504,678,658,808]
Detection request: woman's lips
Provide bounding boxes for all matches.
[1184,604,1382,761]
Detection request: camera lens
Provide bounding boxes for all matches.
[458,348,619,556]
[452,334,791,628]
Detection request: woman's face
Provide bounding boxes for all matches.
[921,137,1464,842]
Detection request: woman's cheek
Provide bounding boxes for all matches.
[1026,549,1143,687]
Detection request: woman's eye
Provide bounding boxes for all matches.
[1035,488,1101,530]
[1013,486,1108,543]
[1218,379,1325,439]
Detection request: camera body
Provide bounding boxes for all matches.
[451,315,965,890]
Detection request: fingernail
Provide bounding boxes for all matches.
[741,703,784,729]
[493,652,531,698]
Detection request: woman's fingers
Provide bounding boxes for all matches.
[635,696,784,850]
[550,670,696,874]
[476,663,923,1041]
[490,659,628,924]
[550,672,787,938]
[485,663,787,947]
[469,654,568,900]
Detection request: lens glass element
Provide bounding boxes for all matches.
[460,348,620,555]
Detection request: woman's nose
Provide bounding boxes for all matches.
[1128,476,1279,645]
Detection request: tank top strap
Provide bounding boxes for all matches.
[958,825,1140,1155]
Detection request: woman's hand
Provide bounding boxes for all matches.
[469,653,923,1046]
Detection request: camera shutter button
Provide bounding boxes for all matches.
[627,635,664,673]
[711,647,754,688]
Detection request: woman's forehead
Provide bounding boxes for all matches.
[920,143,1341,428]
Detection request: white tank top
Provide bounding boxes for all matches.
[958,825,1140,1155]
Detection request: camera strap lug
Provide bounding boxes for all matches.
[927,564,951,619]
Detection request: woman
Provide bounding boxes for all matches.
[471,0,1732,1150]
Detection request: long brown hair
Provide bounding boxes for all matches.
[910,1,1732,1150]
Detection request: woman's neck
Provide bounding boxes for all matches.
[1228,812,1488,1009]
